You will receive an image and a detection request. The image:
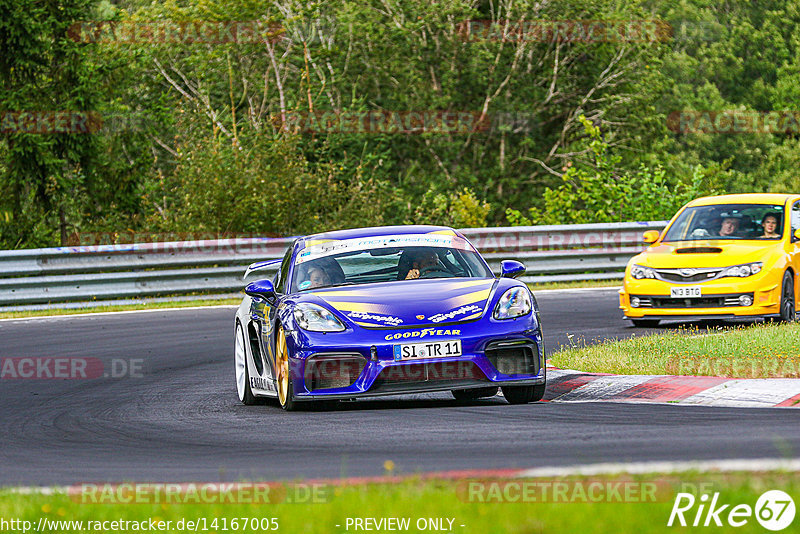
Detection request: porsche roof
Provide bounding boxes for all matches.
[300,225,459,243]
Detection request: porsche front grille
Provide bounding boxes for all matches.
[304,354,367,392]
[371,361,487,393]
[485,341,540,376]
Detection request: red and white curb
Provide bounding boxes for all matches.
[544,367,800,408]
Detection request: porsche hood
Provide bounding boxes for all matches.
[307,278,498,328]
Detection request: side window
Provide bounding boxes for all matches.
[792,202,800,240]
[275,243,295,294]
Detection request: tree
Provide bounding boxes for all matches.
[0,0,102,246]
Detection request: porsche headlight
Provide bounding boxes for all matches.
[493,287,532,320]
[720,262,763,278]
[631,264,656,279]
[293,303,345,332]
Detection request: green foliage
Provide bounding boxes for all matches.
[506,117,723,225]
[407,187,491,229]
[145,133,399,235]
[0,0,103,246]
[2,0,800,249]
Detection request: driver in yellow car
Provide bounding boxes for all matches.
[405,249,439,280]
[718,216,740,237]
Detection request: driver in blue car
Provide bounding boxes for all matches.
[405,249,440,280]
[308,265,332,288]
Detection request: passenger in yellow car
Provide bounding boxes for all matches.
[761,214,780,238]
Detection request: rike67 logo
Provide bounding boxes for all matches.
[668,490,795,531]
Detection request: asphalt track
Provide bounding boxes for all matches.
[1,288,799,486]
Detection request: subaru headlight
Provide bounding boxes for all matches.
[493,287,532,320]
[631,264,656,279]
[293,303,345,332]
[720,262,762,278]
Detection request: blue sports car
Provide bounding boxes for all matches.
[234,225,546,410]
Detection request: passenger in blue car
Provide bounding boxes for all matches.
[404,249,450,279]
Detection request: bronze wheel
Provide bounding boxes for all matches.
[275,326,297,411]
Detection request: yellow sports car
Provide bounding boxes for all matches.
[620,193,800,327]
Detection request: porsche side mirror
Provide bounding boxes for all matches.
[794,229,800,242]
[643,230,660,244]
[500,260,526,279]
[245,279,276,301]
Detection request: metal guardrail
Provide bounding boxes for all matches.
[0,221,667,307]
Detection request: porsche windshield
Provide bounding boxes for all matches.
[290,234,493,291]
[662,204,785,242]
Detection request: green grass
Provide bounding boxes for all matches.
[551,322,800,378]
[0,298,240,320]
[1,471,797,533]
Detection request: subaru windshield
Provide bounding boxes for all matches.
[662,204,784,242]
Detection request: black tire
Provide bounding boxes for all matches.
[235,322,258,405]
[631,319,660,328]
[451,386,499,401]
[530,383,546,402]
[501,385,536,405]
[780,270,796,322]
[280,379,299,411]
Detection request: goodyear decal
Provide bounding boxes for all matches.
[384,328,461,341]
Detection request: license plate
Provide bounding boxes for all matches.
[393,340,462,361]
[670,286,702,298]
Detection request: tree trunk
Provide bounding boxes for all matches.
[59,205,67,246]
